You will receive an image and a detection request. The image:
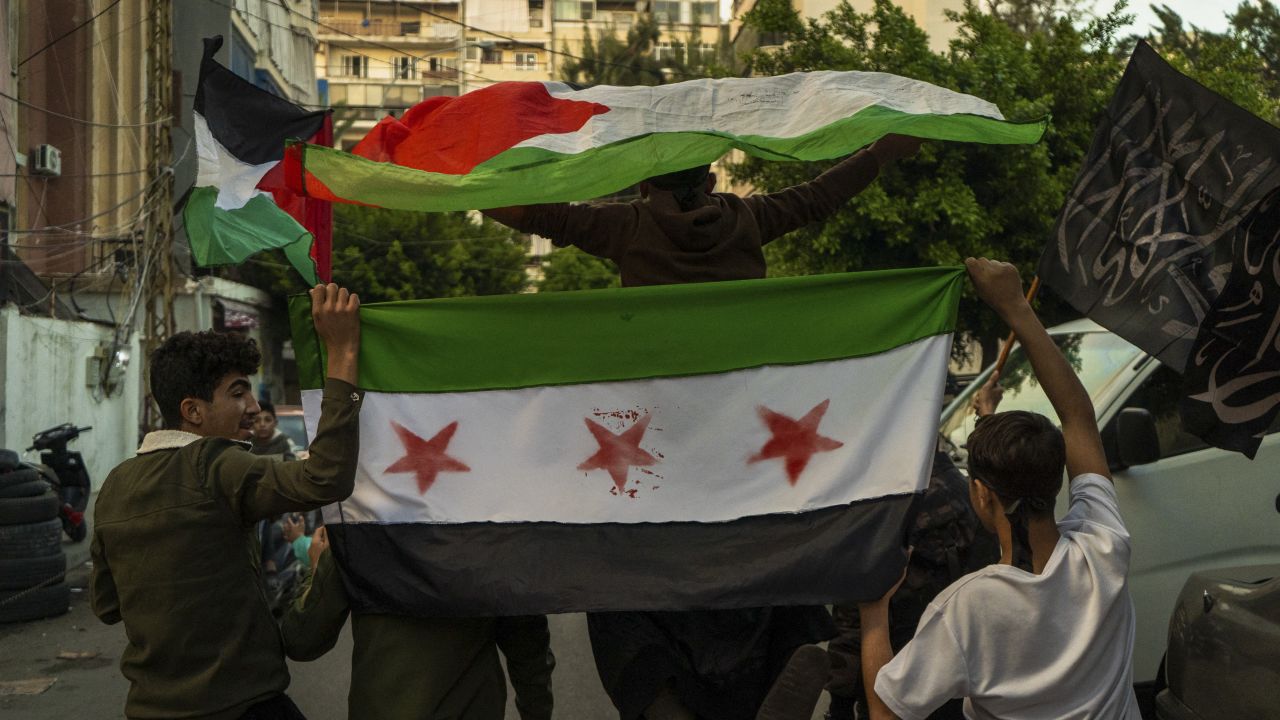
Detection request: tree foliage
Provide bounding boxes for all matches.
[538,247,622,292]
[736,0,1277,359]
[559,14,732,87]
[243,205,529,304]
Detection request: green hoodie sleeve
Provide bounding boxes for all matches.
[280,549,351,661]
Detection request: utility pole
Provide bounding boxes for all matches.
[141,0,175,429]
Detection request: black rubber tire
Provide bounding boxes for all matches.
[0,479,50,499]
[0,492,61,525]
[0,467,39,490]
[0,583,71,623]
[0,519,62,559]
[0,553,66,591]
[0,450,18,472]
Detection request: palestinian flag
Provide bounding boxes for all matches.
[290,267,963,615]
[285,72,1047,212]
[185,36,331,285]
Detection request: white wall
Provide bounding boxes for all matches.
[0,306,143,491]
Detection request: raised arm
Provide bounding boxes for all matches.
[484,203,636,260]
[211,284,366,521]
[965,258,1110,480]
[745,134,922,243]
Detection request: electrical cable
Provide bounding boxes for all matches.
[197,0,501,84]
[17,0,124,68]
[0,89,172,128]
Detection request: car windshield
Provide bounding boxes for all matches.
[939,331,1143,451]
[276,415,309,450]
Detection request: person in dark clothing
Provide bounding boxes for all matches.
[484,135,923,289]
[485,134,923,720]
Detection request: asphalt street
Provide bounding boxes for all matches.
[0,550,832,719]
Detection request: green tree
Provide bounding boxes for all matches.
[538,247,622,292]
[736,0,1277,360]
[559,14,732,86]
[243,205,529,304]
[739,0,1132,360]
[1144,3,1280,123]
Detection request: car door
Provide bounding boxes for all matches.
[1106,362,1280,683]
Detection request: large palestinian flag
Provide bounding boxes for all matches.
[291,267,962,616]
[185,36,331,285]
[285,72,1047,212]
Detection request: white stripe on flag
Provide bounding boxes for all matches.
[193,114,278,211]
[516,72,1007,155]
[306,333,950,526]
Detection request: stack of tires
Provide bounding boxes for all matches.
[0,449,70,623]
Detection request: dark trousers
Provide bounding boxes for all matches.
[238,694,307,720]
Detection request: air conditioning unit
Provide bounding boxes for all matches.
[31,144,61,177]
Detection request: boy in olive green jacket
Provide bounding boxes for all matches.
[91,284,361,720]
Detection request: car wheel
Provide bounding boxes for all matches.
[0,553,67,591]
[0,583,71,623]
[0,519,62,559]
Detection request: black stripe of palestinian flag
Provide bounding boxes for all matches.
[184,36,326,284]
[290,268,963,615]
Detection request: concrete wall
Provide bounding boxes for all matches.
[0,305,142,491]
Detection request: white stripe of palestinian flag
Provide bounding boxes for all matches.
[292,268,963,615]
[295,71,1047,213]
[524,71,1011,154]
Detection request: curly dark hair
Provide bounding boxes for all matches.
[149,331,262,429]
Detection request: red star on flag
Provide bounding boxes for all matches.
[749,399,844,485]
[578,414,658,492]
[385,420,470,495]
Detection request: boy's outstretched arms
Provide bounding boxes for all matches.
[965,258,1110,481]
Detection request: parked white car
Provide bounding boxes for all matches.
[937,319,1280,696]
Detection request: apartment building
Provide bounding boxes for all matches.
[316,0,726,148]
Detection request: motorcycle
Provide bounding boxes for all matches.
[26,424,92,542]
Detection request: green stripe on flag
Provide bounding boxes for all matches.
[183,186,319,285]
[300,106,1046,211]
[290,267,963,392]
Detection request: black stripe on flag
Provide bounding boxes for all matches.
[325,495,915,617]
[195,36,327,166]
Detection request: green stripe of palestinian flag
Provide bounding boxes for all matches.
[184,184,317,280]
[291,71,1047,212]
[291,268,962,615]
[290,266,962,392]
[184,37,325,284]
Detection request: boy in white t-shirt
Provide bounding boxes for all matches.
[858,257,1141,720]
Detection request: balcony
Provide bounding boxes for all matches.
[319,18,461,43]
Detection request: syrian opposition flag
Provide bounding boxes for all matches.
[283,72,1046,212]
[184,36,332,285]
[290,267,963,616]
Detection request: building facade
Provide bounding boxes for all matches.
[316,0,726,149]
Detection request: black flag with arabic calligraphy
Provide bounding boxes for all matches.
[1038,41,1280,458]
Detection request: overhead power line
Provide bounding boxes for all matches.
[0,89,170,128]
[17,0,124,68]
